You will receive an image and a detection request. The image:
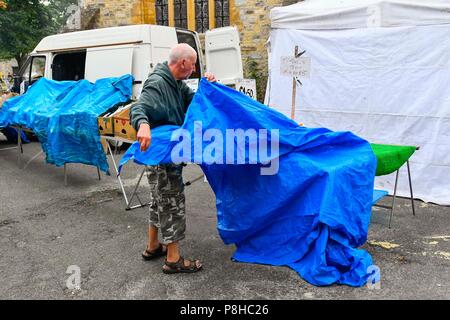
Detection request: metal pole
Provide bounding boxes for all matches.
[389,169,400,228]
[20,131,23,154]
[64,164,68,186]
[0,146,18,151]
[106,140,129,206]
[17,127,22,167]
[407,160,415,216]
[126,167,146,210]
[97,167,101,181]
[291,46,299,120]
[184,174,205,186]
[23,150,44,170]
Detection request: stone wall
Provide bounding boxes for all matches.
[81,0,300,101]
[231,0,298,100]
[82,0,155,28]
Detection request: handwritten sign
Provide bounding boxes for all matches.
[235,78,257,100]
[280,56,311,78]
[184,78,199,92]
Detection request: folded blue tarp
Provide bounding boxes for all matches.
[119,79,377,287]
[0,75,133,173]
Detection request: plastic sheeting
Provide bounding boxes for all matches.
[0,75,133,172]
[371,144,417,176]
[265,25,450,205]
[119,79,377,287]
[271,0,450,30]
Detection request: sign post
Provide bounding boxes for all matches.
[291,46,298,120]
[280,47,310,121]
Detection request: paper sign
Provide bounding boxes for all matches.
[184,78,199,92]
[235,78,257,100]
[20,81,25,95]
[280,56,311,78]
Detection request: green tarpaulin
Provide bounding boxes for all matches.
[371,144,417,176]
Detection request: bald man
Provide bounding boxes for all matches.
[130,43,216,274]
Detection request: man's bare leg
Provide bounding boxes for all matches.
[146,225,163,252]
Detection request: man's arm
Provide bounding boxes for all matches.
[136,123,151,152]
[130,81,162,151]
[204,72,216,83]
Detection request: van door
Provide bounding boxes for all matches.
[205,26,243,85]
[176,28,204,79]
[85,46,134,82]
[13,55,47,94]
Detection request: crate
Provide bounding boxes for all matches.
[97,116,114,135]
[113,107,137,141]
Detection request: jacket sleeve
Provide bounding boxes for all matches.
[180,81,196,113]
[130,80,163,131]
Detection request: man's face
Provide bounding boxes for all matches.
[179,56,197,80]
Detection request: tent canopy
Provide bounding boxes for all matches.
[271,0,450,29]
[266,1,450,205]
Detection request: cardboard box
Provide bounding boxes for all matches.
[113,106,137,141]
[97,102,137,140]
[97,116,114,135]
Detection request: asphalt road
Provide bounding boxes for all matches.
[1,139,449,300]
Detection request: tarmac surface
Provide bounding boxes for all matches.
[1,138,449,300]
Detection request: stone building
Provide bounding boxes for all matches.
[80,0,299,100]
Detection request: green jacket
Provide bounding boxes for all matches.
[130,62,195,131]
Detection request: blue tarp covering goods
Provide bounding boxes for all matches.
[119,79,377,287]
[0,75,133,172]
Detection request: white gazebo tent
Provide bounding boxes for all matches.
[265,0,450,205]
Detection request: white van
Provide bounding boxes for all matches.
[12,24,244,99]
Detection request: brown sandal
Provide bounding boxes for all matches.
[142,244,167,261]
[162,256,203,274]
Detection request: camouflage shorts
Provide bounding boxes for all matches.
[146,164,186,244]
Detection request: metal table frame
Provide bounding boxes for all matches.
[12,125,101,186]
[101,135,207,211]
[373,146,420,228]
[101,135,150,211]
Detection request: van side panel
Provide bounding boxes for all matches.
[85,45,134,82]
[132,44,152,100]
[150,26,178,68]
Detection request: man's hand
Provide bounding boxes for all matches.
[137,123,151,152]
[204,72,216,82]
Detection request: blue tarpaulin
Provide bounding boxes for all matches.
[0,75,133,172]
[119,79,377,287]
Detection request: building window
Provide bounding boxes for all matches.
[156,0,169,26]
[154,0,230,33]
[173,0,188,29]
[195,0,209,33]
[215,0,230,28]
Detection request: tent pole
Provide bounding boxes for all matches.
[291,46,299,120]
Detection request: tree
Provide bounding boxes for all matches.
[0,0,77,70]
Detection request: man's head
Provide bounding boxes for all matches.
[168,43,197,80]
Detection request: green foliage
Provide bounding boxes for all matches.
[0,0,77,69]
[244,58,267,104]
